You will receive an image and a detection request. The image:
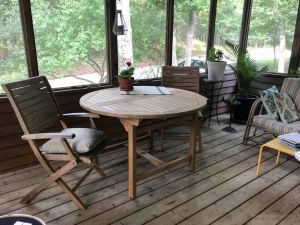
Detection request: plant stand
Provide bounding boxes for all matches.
[203,78,224,127]
[223,107,237,133]
[222,99,241,133]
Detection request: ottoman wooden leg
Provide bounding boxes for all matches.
[276,151,281,166]
[256,146,264,176]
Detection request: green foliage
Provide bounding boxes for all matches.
[288,67,300,78]
[0,0,28,87]
[130,1,165,66]
[207,48,224,61]
[0,0,298,88]
[174,0,209,59]
[248,0,298,50]
[225,41,268,97]
[30,0,106,78]
[117,66,135,79]
[214,0,243,44]
[222,96,241,106]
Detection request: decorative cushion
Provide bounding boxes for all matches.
[260,85,279,115]
[40,128,106,154]
[253,114,300,134]
[272,92,299,124]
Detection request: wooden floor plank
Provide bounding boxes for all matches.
[277,206,300,225]
[42,128,247,223]
[1,121,298,225]
[176,160,300,225]
[246,183,300,225]
[0,139,187,213]
[110,148,271,225]
[46,136,261,224]
[1,125,244,207]
[211,164,300,225]
[0,122,231,187]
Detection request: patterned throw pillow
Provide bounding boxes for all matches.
[272,92,300,124]
[260,85,279,115]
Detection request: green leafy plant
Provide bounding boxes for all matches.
[222,96,241,106]
[207,48,224,61]
[288,67,300,78]
[225,41,268,97]
[117,62,135,79]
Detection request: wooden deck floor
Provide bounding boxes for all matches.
[1,119,300,225]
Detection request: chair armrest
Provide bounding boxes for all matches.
[62,112,100,118]
[246,98,263,125]
[22,133,75,140]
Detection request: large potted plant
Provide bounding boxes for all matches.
[225,41,268,122]
[117,62,135,91]
[207,48,227,81]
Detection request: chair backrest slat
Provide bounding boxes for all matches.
[2,76,63,134]
[162,66,200,93]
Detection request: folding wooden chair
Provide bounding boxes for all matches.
[2,76,108,209]
[161,66,206,151]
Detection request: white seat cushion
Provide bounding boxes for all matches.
[40,128,106,154]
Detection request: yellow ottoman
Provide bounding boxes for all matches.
[256,138,295,176]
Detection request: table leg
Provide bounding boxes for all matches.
[189,113,199,171]
[127,123,137,199]
[120,118,140,199]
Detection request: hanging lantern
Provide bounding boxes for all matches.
[112,10,128,35]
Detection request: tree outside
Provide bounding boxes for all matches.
[117,0,166,79]
[173,0,210,68]
[0,0,28,91]
[31,0,108,87]
[248,0,298,73]
[0,0,299,92]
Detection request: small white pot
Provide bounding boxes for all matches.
[207,61,227,81]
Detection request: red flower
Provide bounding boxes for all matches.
[126,61,132,67]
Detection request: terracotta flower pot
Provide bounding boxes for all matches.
[118,77,134,91]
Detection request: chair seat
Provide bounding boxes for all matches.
[253,114,300,134]
[40,128,106,154]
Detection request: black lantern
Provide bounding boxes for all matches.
[112,10,128,35]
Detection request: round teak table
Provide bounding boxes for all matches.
[80,87,207,198]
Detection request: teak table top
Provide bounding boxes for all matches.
[80,87,207,119]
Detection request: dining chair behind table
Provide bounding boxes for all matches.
[161,66,205,151]
[2,76,108,210]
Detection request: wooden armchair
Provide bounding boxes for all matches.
[161,66,205,151]
[2,76,108,209]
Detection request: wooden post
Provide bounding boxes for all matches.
[165,0,174,66]
[18,0,39,77]
[239,0,253,53]
[105,0,118,85]
[206,0,217,60]
[288,0,300,71]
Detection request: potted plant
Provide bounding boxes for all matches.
[117,62,135,91]
[225,41,268,122]
[207,47,227,81]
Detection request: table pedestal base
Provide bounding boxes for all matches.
[120,113,200,199]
